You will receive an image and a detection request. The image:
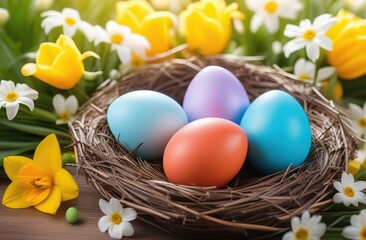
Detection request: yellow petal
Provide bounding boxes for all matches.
[32,64,75,89]
[36,42,64,66]
[116,0,153,22]
[200,0,220,19]
[184,9,226,55]
[56,34,81,58]
[53,168,79,201]
[21,63,37,76]
[33,134,62,175]
[80,51,100,61]
[349,160,361,175]
[16,163,50,187]
[2,181,32,209]
[34,186,61,214]
[141,12,175,56]
[3,156,33,181]
[23,187,52,206]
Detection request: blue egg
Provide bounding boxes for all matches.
[240,90,312,174]
[107,90,188,160]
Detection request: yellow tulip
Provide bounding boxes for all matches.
[327,10,366,80]
[2,134,79,214]
[116,0,175,57]
[21,35,99,89]
[179,0,244,56]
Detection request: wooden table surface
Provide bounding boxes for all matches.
[0,168,175,240]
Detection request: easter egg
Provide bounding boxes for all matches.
[66,207,79,224]
[182,66,250,124]
[163,118,248,187]
[107,90,188,160]
[240,90,312,174]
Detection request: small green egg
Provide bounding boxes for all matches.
[66,207,79,224]
[62,152,76,167]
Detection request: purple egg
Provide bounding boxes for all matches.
[183,66,250,124]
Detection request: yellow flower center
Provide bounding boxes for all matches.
[344,186,355,198]
[360,227,366,240]
[264,1,278,14]
[295,228,309,240]
[65,17,77,26]
[60,112,71,122]
[303,29,316,41]
[33,176,52,189]
[298,73,312,80]
[359,117,366,129]
[5,91,18,102]
[110,213,122,224]
[110,34,124,45]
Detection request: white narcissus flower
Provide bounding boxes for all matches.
[333,172,366,207]
[294,58,335,82]
[282,211,326,240]
[52,94,79,125]
[0,80,38,120]
[98,198,137,239]
[0,7,9,26]
[41,8,93,41]
[347,102,366,138]
[93,20,150,65]
[246,0,302,33]
[283,14,337,62]
[343,209,366,240]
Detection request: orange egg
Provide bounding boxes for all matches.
[163,118,247,187]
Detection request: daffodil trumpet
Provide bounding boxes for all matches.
[21,35,100,90]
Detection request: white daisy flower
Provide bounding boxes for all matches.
[93,20,150,65]
[0,80,38,120]
[294,58,335,82]
[246,0,302,33]
[283,14,337,62]
[333,172,366,207]
[347,102,366,138]
[282,211,326,240]
[0,7,9,26]
[98,198,137,239]
[52,94,78,125]
[343,209,366,240]
[41,8,93,41]
[272,41,283,54]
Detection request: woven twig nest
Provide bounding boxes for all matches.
[70,56,357,238]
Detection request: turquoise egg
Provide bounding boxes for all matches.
[240,90,312,174]
[107,90,188,160]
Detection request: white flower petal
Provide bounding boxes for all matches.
[122,208,137,222]
[56,119,68,125]
[108,224,123,239]
[99,199,113,215]
[316,17,338,34]
[363,102,366,116]
[284,24,303,38]
[62,8,81,21]
[41,17,63,34]
[78,21,94,41]
[350,214,361,227]
[356,192,366,205]
[63,25,78,37]
[305,41,319,62]
[245,0,262,11]
[53,94,66,115]
[311,223,326,237]
[348,103,363,120]
[109,198,123,213]
[291,216,301,231]
[299,19,312,29]
[315,35,332,51]
[307,215,322,228]
[65,95,79,115]
[41,10,63,18]
[354,181,366,191]
[123,34,150,58]
[316,67,335,81]
[283,38,306,57]
[345,172,356,186]
[250,13,264,33]
[313,14,332,28]
[5,101,19,120]
[343,226,360,239]
[17,97,34,111]
[277,0,302,19]
[122,221,134,237]
[98,215,112,232]
[116,46,132,65]
[106,20,131,36]
[94,25,110,46]
[282,231,295,240]
[294,59,306,76]
[333,181,343,193]
[333,192,345,204]
[301,211,310,224]
[264,15,279,33]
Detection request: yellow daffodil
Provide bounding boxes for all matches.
[116,0,175,57]
[327,10,366,79]
[2,134,79,214]
[21,35,99,89]
[179,0,244,56]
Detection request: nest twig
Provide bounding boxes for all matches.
[70,56,357,238]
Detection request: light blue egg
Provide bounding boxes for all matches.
[240,90,312,174]
[107,90,188,160]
